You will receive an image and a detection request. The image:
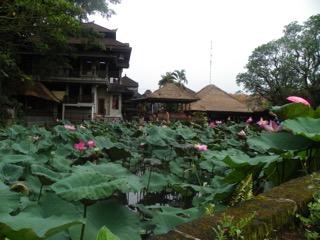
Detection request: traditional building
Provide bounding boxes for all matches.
[134,83,199,121]
[189,84,252,120]
[19,22,136,124]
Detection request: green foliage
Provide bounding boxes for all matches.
[297,192,320,239]
[158,69,188,86]
[95,226,119,240]
[271,103,315,120]
[212,213,255,240]
[0,110,319,239]
[237,14,320,106]
[282,117,320,142]
[229,174,253,206]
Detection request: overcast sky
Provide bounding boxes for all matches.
[91,0,320,94]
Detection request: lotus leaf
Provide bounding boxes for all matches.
[95,226,120,240]
[271,103,315,120]
[247,132,313,151]
[69,200,141,240]
[51,172,127,201]
[282,117,320,142]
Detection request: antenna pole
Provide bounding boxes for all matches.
[209,40,212,84]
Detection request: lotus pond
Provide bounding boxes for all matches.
[0,102,320,240]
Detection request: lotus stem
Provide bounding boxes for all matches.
[37,184,43,203]
[80,204,87,240]
[146,168,152,192]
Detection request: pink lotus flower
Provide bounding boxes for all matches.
[194,144,208,151]
[209,122,216,128]
[87,140,96,148]
[74,141,87,151]
[286,96,310,106]
[246,117,253,124]
[261,120,281,132]
[257,118,268,126]
[64,124,76,131]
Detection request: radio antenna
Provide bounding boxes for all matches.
[209,40,213,84]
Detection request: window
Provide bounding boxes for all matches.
[110,77,119,84]
[112,95,119,109]
[82,60,92,75]
[98,98,105,115]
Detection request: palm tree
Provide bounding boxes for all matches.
[172,69,188,85]
[158,72,175,87]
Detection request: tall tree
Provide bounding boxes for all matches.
[237,14,320,106]
[158,72,175,87]
[158,69,188,87]
[172,69,188,85]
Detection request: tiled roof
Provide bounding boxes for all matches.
[121,75,138,88]
[83,22,116,33]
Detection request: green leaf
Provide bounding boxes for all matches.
[95,136,114,149]
[0,164,24,183]
[0,154,36,164]
[74,163,143,193]
[247,132,313,151]
[31,164,64,185]
[141,172,169,192]
[0,212,82,240]
[69,201,141,240]
[12,140,38,154]
[51,172,126,201]
[145,126,177,147]
[0,182,20,214]
[271,103,314,120]
[176,126,196,140]
[138,205,202,235]
[96,226,120,240]
[282,117,320,142]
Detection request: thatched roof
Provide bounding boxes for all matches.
[190,84,251,112]
[146,83,199,103]
[25,82,60,102]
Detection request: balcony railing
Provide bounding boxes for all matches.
[63,95,93,104]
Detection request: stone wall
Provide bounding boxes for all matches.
[153,173,320,240]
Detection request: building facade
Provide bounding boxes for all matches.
[20,22,135,124]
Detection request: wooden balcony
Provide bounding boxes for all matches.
[63,95,93,104]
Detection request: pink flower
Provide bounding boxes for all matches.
[87,140,96,148]
[64,124,76,131]
[215,120,222,125]
[257,118,268,126]
[209,122,216,128]
[261,120,281,132]
[246,117,253,124]
[74,141,87,151]
[194,144,208,151]
[286,96,310,106]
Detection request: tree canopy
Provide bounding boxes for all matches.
[237,14,320,107]
[158,69,188,87]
